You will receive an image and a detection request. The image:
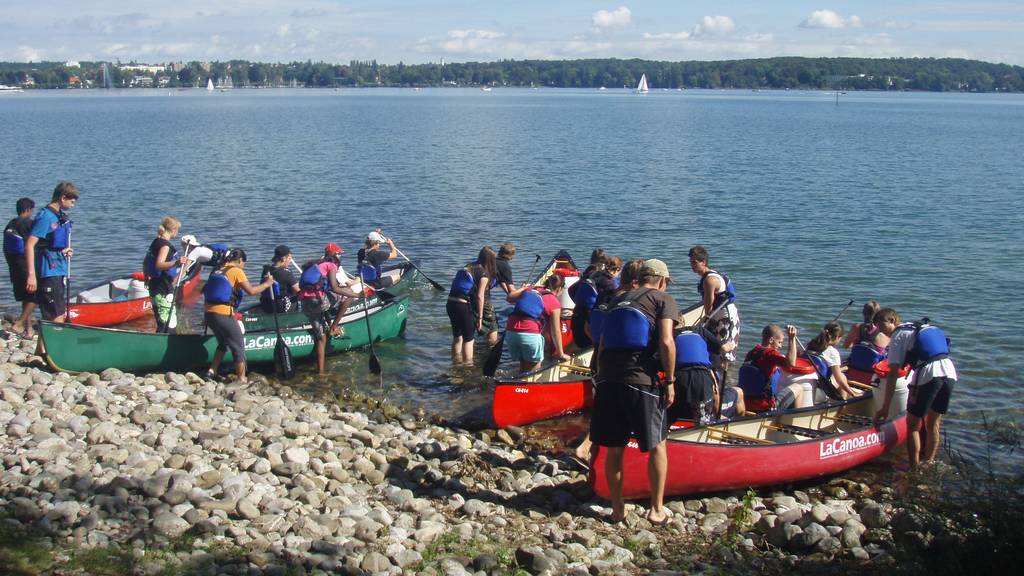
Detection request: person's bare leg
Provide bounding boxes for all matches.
[14,301,36,336]
[236,360,248,384]
[462,340,475,364]
[316,336,327,375]
[574,433,593,460]
[647,442,669,523]
[209,349,226,377]
[451,336,463,363]
[906,414,923,468]
[605,447,626,522]
[923,412,943,462]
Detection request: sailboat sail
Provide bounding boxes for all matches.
[206,78,214,91]
[636,74,649,93]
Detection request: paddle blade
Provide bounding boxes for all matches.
[275,338,295,379]
[482,333,505,377]
[369,352,382,375]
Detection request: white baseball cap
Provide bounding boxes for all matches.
[181,234,199,246]
[367,231,387,244]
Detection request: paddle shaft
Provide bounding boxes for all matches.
[268,269,294,380]
[167,243,195,331]
[391,244,444,290]
[63,228,72,322]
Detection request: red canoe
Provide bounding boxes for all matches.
[492,349,595,428]
[589,394,907,499]
[67,267,202,327]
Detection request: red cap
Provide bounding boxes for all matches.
[325,242,344,254]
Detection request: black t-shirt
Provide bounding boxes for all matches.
[598,287,680,386]
[261,265,297,312]
[4,216,32,263]
[496,259,514,289]
[147,238,177,295]
[364,249,390,270]
[719,386,740,419]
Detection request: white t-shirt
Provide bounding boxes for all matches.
[887,323,957,385]
[821,345,842,368]
[185,245,214,264]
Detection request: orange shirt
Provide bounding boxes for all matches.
[204,265,248,316]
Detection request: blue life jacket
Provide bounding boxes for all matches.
[300,263,329,293]
[906,320,950,368]
[512,289,549,320]
[698,270,736,308]
[358,262,380,283]
[848,342,884,372]
[204,269,239,307]
[737,347,781,399]
[143,245,179,281]
[674,331,712,367]
[49,215,72,251]
[204,242,230,268]
[601,291,655,351]
[450,266,475,298]
[571,279,599,311]
[806,352,844,400]
[3,230,25,255]
[589,304,608,345]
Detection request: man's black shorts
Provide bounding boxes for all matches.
[6,256,29,302]
[590,378,668,453]
[908,376,955,418]
[36,275,66,320]
[668,366,716,424]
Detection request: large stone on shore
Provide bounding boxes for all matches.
[841,526,863,548]
[153,512,190,538]
[516,545,555,575]
[361,551,392,573]
[772,496,798,510]
[789,522,829,551]
[11,497,43,522]
[860,502,889,528]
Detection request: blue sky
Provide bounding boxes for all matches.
[2,1,1022,65]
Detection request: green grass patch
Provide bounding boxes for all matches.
[0,520,54,576]
[67,545,135,575]
[418,530,524,574]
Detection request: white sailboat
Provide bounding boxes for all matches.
[206,78,214,91]
[635,73,649,94]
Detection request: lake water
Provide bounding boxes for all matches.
[2,87,1022,467]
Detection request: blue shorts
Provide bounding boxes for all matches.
[506,331,544,363]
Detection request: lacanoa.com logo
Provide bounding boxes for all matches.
[819,430,884,460]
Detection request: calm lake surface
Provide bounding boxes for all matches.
[2,88,1022,466]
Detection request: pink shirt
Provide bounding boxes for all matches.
[507,292,561,334]
[298,261,338,299]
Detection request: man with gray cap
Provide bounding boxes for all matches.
[590,258,678,525]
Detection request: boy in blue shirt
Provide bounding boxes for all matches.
[25,182,79,325]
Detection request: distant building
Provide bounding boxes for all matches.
[120,63,166,75]
[64,60,80,68]
[131,76,154,87]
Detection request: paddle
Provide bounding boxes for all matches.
[167,242,195,331]
[483,254,541,377]
[384,236,444,291]
[63,228,72,322]
[362,283,382,378]
[265,265,295,379]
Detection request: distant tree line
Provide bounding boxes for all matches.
[2,57,1022,92]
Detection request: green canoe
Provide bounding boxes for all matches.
[40,296,410,374]
[239,261,419,333]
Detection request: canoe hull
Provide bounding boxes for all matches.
[493,378,594,428]
[589,395,907,499]
[67,270,202,327]
[42,296,409,374]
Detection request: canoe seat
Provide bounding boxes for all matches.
[825,413,874,426]
[765,423,829,439]
[706,427,774,445]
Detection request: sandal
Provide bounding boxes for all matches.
[647,509,674,526]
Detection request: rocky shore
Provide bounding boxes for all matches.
[0,326,985,575]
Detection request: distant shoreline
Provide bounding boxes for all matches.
[3,56,1023,93]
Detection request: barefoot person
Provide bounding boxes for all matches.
[144,216,187,333]
[874,309,957,468]
[446,246,496,365]
[298,243,361,375]
[504,273,570,373]
[4,198,36,337]
[590,259,678,524]
[203,249,274,383]
[25,182,78,354]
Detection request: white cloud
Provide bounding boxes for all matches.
[276,24,290,38]
[643,31,691,41]
[800,10,863,29]
[15,45,43,62]
[592,6,632,30]
[692,15,736,36]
